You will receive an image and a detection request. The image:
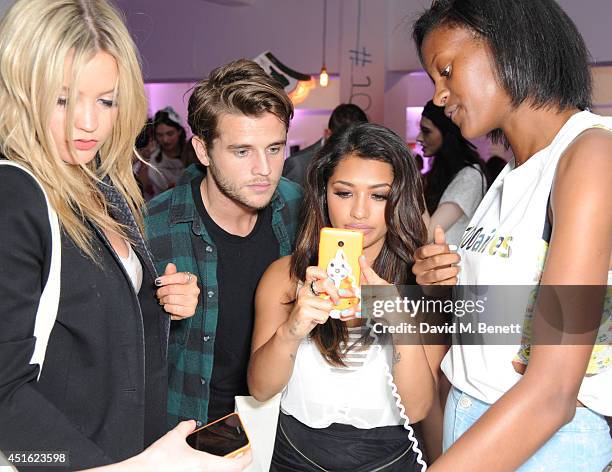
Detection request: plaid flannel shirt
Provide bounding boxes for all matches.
[145,164,303,427]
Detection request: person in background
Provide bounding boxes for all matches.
[417,100,487,245]
[136,118,157,161]
[282,103,368,187]
[412,0,611,470]
[249,123,436,471]
[148,107,187,196]
[134,118,156,198]
[152,107,199,169]
[146,59,303,429]
[0,0,249,470]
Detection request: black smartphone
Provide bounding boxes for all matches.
[186,412,250,458]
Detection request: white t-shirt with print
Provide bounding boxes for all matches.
[441,111,612,416]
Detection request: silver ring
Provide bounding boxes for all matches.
[186,272,193,284]
[310,280,321,297]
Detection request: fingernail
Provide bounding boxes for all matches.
[448,245,458,251]
[155,278,163,286]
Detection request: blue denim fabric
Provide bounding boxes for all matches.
[443,387,612,471]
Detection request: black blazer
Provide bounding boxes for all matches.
[0,166,169,470]
[282,139,324,187]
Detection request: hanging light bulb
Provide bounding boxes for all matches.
[319,0,329,87]
[319,66,329,87]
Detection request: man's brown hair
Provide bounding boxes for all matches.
[187,59,294,150]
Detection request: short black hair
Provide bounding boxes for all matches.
[413,0,592,113]
[328,103,368,133]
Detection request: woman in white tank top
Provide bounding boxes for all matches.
[248,123,436,471]
[411,1,612,471]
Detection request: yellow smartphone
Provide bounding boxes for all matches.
[318,227,363,318]
[186,412,250,458]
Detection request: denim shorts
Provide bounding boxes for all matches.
[443,387,612,471]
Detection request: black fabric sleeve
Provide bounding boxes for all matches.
[0,167,113,468]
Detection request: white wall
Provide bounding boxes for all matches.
[115,0,343,82]
[556,0,612,65]
[339,0,388,123]
[386,0,429,72]
[592,66,612,116]
[3,0,612,80]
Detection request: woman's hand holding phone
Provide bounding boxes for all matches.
[280,266,355,340]
[134,420,252,471]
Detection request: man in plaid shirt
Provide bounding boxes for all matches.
[145,59,302,427]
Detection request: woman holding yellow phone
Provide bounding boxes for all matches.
[248,123,435,471]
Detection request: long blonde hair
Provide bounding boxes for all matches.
[0,0,147,259]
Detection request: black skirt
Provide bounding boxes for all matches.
[270,412,422,472]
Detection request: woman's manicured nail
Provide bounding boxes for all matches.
[155,278,163,286]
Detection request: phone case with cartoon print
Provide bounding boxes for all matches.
[317,227,363,318]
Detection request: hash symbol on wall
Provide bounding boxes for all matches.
[349,46,372,67]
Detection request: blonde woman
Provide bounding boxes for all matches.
[0,1,249,470]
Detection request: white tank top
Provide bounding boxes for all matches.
[441,111,612,415]
[281,326,403,429]
[118,244,143,293]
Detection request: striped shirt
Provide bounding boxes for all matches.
[331,325,372,374]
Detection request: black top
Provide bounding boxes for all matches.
[191,176,279,421]
[0,165,168,470]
